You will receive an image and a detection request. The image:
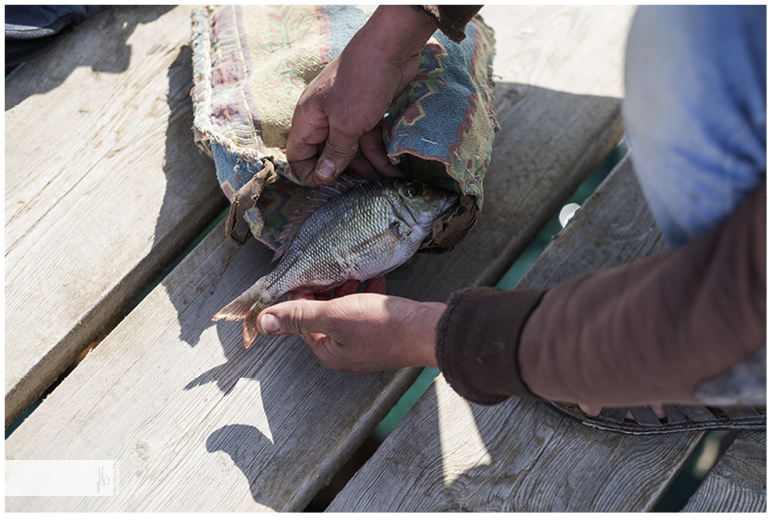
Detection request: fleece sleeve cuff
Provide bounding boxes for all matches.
[435,286,546,405]
[413,5,483,43]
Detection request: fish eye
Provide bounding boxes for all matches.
[404,182,424,198]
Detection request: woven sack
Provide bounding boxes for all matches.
[190,5,497,252]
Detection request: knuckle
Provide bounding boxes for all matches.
[324,135,360,158]
[284,303,310,335]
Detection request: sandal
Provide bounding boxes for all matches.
[546,401,766,435]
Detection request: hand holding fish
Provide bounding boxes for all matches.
[212,177,458,348]
[286,5,436,186]
[256,291,444,374]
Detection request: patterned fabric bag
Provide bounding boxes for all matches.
[190,5,497,253]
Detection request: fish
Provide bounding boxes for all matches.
[212,176,458,347]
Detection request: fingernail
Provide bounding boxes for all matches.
[315,158,336,179]
[261,313,281,335]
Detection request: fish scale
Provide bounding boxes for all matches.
[212,177,457,347]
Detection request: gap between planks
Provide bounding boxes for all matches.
[328,154,712,513]
[7,6,634,512]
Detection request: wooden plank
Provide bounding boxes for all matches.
[6,6,632,512]
[683,431,766,512]
[470,4,633,286]
[329,155,712,512]
[5,6,229,427]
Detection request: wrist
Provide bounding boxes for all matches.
[409,301,445,368]
[357,5,436,66]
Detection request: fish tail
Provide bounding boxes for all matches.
[242,309,262,349]
[212,280,271,348]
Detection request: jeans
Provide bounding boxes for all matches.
[624,5,766,248]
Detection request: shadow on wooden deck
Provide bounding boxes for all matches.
[5,6,174,111]
[157,80,626,510]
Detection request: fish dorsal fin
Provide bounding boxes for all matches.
[271,175,366,262]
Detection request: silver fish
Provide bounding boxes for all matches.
[212,176,458,347]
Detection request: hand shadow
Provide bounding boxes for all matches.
[167,79,632,511]
[184,327,261,395]
[206,424,278,506]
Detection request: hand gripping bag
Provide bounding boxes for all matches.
[190,5,497,253]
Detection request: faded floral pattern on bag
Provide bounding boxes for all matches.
[191,5,497,251]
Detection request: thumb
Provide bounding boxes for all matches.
[256,300,330,336]
[312,128,361,184]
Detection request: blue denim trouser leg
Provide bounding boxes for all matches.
[624,5,766,249]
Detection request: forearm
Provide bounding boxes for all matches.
[436,182,766,406]
[355,5,483,64]
[522,181,766,406]
[356,6,438,66]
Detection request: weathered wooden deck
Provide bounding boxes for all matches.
[5,5,765,512]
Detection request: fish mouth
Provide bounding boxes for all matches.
[439,193,459,216]
[417,193,457,228]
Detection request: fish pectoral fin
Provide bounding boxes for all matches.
[383,220,412,262]
[388,221,400,239]
[388,220,412,240]
[385,233,401,263]
[348,229,396,257]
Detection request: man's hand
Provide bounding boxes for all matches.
[255,281,444,373]
[286,5,437,187]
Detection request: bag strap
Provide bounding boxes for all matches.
[225,157,276,246]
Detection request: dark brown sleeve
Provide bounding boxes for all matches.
[520,182,766,407]
[413,5,483,43]
[435,287,545,404]
[436,182,766,406]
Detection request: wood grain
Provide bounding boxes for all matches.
[329,156,710,512]
[5,6,229,427]
[683,431,766,512]
[7,5,632,512]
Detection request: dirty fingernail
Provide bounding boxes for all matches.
[315,158,336,179]
[261,314,281,335]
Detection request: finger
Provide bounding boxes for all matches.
[364,276,387,294]
[287,290,315,301]
[346,152,379,180]
[334,280,361,298]
[256,299,330,336]
[649,404,666,419]
[578,403,602,416]
[313,288,334,301]
[343,168,385,183]
[310,126,362,185]
[359,126,405,178]
[288,157,321,186]
[286,102,330,185]
[305,332,327,344]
